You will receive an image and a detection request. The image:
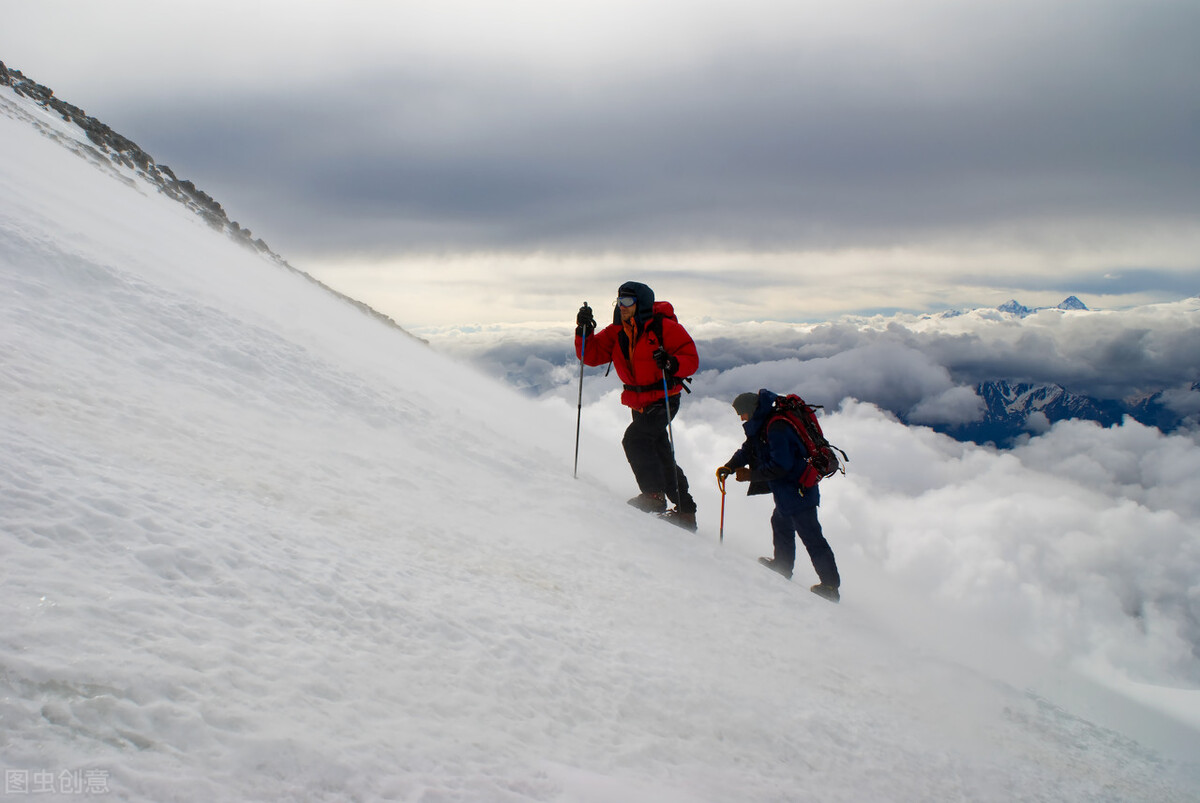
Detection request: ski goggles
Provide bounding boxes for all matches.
[615,296,638,308]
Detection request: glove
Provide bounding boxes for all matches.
[652,347,679,374]
[576,304,595,337]
[734,467,753,482]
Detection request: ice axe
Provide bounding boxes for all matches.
[715,467,729,543]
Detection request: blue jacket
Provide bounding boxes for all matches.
[727,389,820,511]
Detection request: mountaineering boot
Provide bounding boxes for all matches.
[627,492,667,513]
[758,556,793,580]
[659,508,697,532]
[810,583,841,603]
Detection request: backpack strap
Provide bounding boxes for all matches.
[764,413,805,443]
[617,312,666,363]
[764,411,822,492]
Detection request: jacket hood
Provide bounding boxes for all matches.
[742,388,779,439]
[613,281,656,325]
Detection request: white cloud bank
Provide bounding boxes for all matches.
[426,300,1200,688]
[547,389,1200,690]
[423,295,1200,426]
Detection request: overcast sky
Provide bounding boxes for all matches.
[6,0,1199,326]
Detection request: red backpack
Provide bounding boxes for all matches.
[766,394,848,491]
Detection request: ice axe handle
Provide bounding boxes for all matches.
[716,467,728,542]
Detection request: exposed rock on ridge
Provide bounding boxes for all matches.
[0,60,273,254]
[0,60,417,339]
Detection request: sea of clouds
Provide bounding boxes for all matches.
[418,298,1200,427]
[419,299,1200,689]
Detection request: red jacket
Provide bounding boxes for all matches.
[575,301,699,409]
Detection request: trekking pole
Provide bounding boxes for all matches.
[716,469,727,543]
[662,370,683,507]
[573,302,589,479]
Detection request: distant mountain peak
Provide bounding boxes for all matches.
[997,299,1033,317]
[1057,296,1088,311]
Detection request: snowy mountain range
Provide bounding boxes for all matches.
[993,295,1089,318]
[932,378,1200,447]
[901,294,1200,445]
[929,292,1197,444]
[946,379,1125,445]
[4,58,1200,801]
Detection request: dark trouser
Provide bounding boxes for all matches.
[772,505,839,587]
[623,395,696,513]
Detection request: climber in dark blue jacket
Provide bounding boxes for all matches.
[720,389,841,602]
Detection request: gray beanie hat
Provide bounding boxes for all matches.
[732,392,759,416]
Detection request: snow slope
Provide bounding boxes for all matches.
[2,86,1199,802]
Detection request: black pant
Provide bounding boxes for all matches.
[622,396,695,513]
[772,506,839,587]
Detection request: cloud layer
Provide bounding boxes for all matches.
[427,298,1200,429]
[532,388,1200,687]
[426,298,1200,686]
[821,402,1200,684]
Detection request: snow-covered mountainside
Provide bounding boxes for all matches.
[0,61,274,255]
[3,64,1200,801]
[0,60,410,339]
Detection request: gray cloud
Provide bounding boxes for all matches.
[6,0,1199,327]
[77,0,1199,261]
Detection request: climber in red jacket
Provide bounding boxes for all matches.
[575,281,699,530]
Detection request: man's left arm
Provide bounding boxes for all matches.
[661,320,699,377]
